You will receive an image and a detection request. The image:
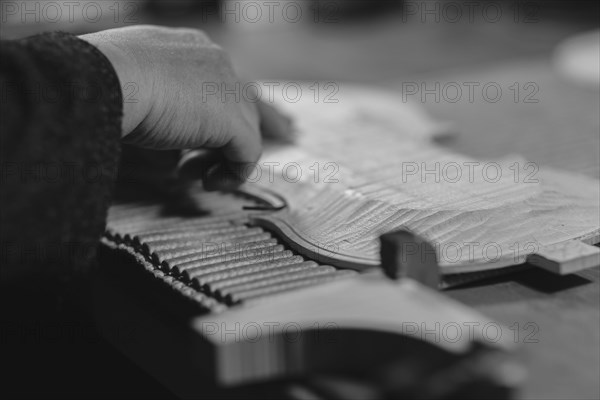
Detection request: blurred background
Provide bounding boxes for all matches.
[2,0,598,80]
[2,0,598,177]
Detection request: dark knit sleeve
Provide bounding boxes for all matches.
[0,32,123,284]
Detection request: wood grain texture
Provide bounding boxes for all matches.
[239,84,600,275]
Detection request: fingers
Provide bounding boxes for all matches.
[177,150,234,192]
[191,104,260,191]
[177,148,247,192]
[178,83,296,192]
[177,149,221,181]
[258,101,296,143]
[183,102,296,191]
[223,115,263,165]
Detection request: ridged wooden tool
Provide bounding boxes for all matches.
[224,267,344,304]
[167,243,283,272]
[156,238,278,270]
[205,261,320,293]
[183,252,300,282]
[142,228,266,255]
[194,258,314,291]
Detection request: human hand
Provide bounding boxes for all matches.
[81,25,293,190]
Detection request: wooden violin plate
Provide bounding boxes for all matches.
[241,84,600,274]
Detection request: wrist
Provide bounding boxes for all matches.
[79,34,151,138]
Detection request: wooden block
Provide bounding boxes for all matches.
[192,273,514,386]
[527,240,600,275]
[380,230,439,289]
